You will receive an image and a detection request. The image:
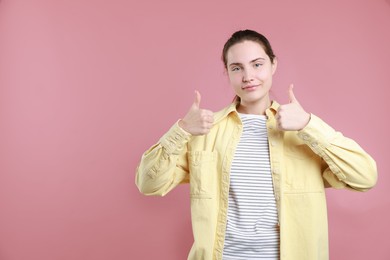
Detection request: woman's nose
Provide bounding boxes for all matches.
[242,69,254,82]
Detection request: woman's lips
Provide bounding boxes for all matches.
[242,85,259,91]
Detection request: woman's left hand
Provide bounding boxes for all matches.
[276,84,311,131]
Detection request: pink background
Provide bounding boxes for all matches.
[1,0,389,259]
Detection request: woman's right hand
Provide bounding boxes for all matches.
[178,91,214,136]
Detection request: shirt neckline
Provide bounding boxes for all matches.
[238,112,267,119]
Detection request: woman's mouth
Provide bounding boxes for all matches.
[242,85,259,91]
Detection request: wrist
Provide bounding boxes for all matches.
[300,112,311,130]
[178,119,189,133]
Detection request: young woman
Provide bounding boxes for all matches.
[135,30,377,260]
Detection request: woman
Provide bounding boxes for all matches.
[135,30,377,260]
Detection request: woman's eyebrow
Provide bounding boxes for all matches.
[228,57,266,67]
[251,57,266,62]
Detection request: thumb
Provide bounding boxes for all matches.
[193,90,201,109]
[288,84,298,104]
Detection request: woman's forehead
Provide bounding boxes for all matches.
[227,41,268,64]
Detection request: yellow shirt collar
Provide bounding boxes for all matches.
[214,100,281,125]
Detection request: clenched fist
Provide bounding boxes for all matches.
[178,91,214,136]
[276,84,311,131]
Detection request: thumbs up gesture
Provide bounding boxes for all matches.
[276,84,311,131]
[178,91,214,136]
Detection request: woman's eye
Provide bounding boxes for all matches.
[255,63,263,67]
[231,67,240,71]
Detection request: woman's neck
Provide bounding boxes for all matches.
[236,96,271,115]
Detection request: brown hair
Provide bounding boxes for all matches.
[222,29,276,68]
[221,30,276,102]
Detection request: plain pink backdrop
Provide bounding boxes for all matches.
[1,0,389,259]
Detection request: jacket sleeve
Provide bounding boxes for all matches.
[135,121,192,196]
[297,114,378,192]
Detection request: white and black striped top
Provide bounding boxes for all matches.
[222,113,280,260]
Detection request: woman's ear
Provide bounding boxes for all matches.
[271,57,278,75]
[223,66,228,76]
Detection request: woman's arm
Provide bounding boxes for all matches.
[135,122,192,196]
[136,91,214,196]
[297,114,378,192]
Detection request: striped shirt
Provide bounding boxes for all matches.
[222,113,280,260]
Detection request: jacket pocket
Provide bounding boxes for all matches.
[188,151,218,199]
[284,153,324,192]
[284,144,315,160]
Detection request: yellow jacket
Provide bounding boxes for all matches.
[135,101,377,260]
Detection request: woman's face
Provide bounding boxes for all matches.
[226,40,277,104]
